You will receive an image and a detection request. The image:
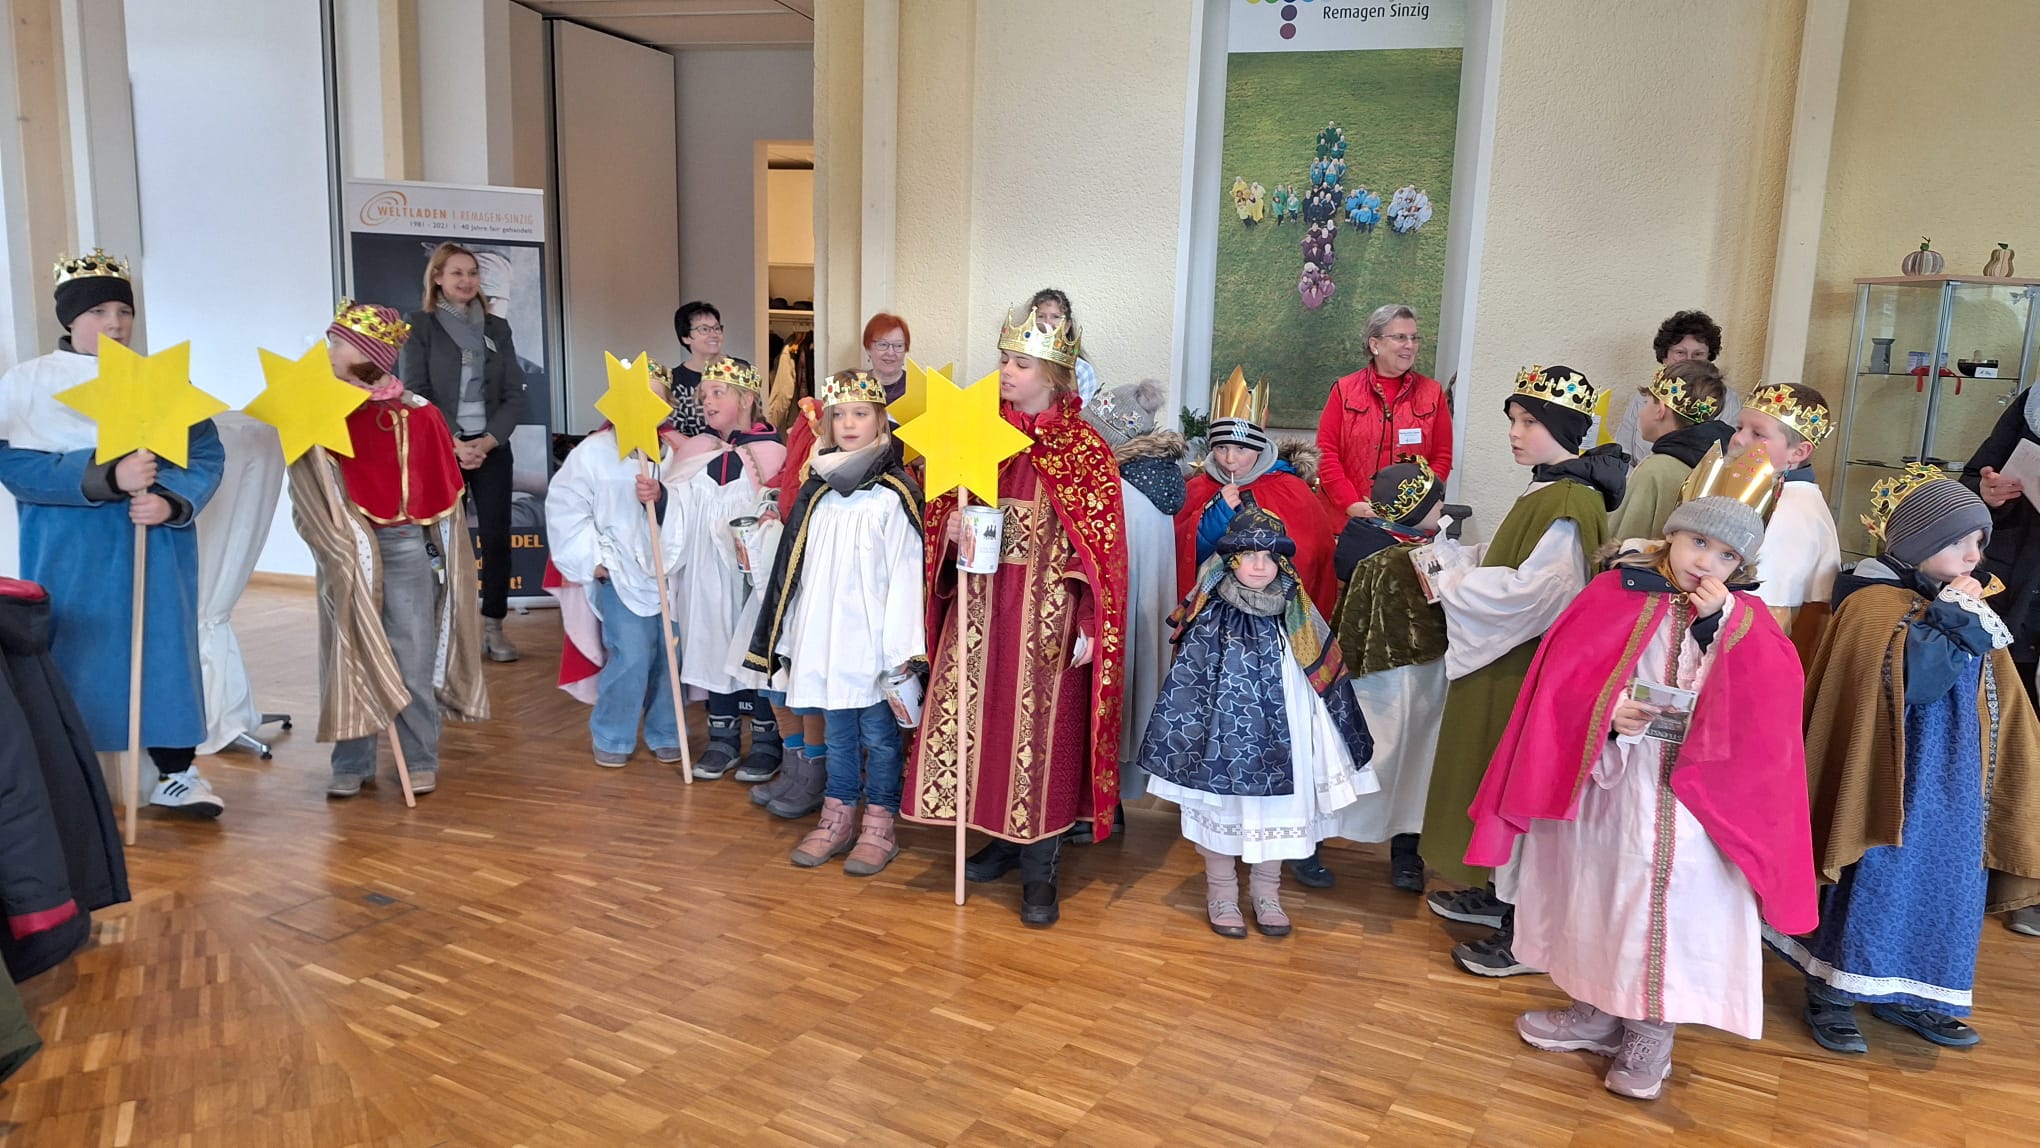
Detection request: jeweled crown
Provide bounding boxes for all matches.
[997,305,1080,368]
[819,369,886,408]
[1861,461,1945,550]
[1649,365,1722,423]
[1211,365,1271,426]
[1513,364,1595,417]
[1680,441,1783,521]
[332,297,411,348]
[702,357,763,394]
[53,248,132,286]
[1380,453,1439,523]
[644,357,673,389]
[1748,383,1833,447]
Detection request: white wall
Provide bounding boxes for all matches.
[553,20,680,433]
[124,0,336,576]
[675,48,814,370]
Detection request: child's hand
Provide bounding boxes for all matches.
[760,503,781,524]
[1221,483,1242,509]
[944,510,963,547]
[1346,500,1372,519]
[115,450,158,494]
[1690,575,1729,618]
[634,475,661,504]
[1948,574,1984,599]
[129,492,172,526]
[1610,697,1661,737]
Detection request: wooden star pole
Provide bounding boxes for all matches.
[895,363,1032,905]
[599,353,692,779]
[55,339,227,842]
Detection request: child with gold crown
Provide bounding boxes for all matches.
[0,250,227,816]
[1466,444,1817,1100]
[1420,365,1627,978]
[743,370,924,875]
[1729,382,1841,645]
[1770,464,2040,1055]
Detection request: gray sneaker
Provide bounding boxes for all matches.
[594,749,631,768]
[2008,906,2040,936]
[1517,1002,1623,1056]
[326,772,371,799]
[1603,1023,1675,1100]
[409,770,438,795]
[1426,886,1507,928]
[652,746,686,765]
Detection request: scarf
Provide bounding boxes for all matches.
[435,298,489,431]
[1531,443,1630,510]
[743,436,922,680]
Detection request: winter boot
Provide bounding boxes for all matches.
[843,806,901,876]
[789,797,857,867]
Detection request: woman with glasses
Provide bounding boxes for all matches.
[668,301,750,439]
[1316,304,1454,520]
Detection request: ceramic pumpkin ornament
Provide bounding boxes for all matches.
[1901,237,1946,276]
[1983,242,2016,278]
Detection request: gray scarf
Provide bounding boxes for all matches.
[437,298,491,433]
[1217,571,1291,617]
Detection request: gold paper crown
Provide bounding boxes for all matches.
[644,357,673,388]
[702,357,763,394]
[1860,461,1945,551]
[1679,441,1783,521]
[1748,382,1833,447]
[1512,364,1595,417]
[332,298,411,348]
[997,305,1080,368]
[1379,453,1439,523]
[1211,365,1271,426]
[53,248,131,287]
[1649,365,1722,423]
[819,369,887,408]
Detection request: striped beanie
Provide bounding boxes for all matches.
[1884,478,1993,567]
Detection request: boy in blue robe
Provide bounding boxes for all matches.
[0,251,225,817]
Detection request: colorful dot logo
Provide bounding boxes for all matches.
[1246,0,1314,40]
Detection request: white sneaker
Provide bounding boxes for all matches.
[150,768,225,818]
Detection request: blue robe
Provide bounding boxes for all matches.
[0,416,222,752]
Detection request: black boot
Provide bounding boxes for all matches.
[965,839,1022,882]
[1018,836,1063,928]
[1389,833,1426,892]
[1286,847,1334,889]
[693,714,742,780]
[734,715,784,783]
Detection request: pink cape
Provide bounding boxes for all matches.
[1465,570,1819,935]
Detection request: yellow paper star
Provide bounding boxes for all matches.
[53,339,228,467]
[596,352,670,461]
[895,365,1032,505]
[886,358,954,464]
[244,344,370,463]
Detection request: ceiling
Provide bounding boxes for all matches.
[517,0,814,51]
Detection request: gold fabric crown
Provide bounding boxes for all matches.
[997,305,1080,368]
[53,248,132,286]
[1211,365,1271,426]
[332,297,411,348]
[1860,461,1944,550]
[1649,365,1722,423]
[819,369,887,408]
[702,357,763,394]
[1379,453,1439,522]
[1513,364,1595,417]
[1748,383,1833,447]
[1680,441,1783,521]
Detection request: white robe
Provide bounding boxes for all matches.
[1146,651,1381,863]
[1430,483,1588,681]
[1511,610,1765,1037]
[1754,481,1840,609]
[545,430,691,619]
[1334,658,1446,841]
[773,484,924,710]
[672,456,773,695]
[1117,477,1178,797]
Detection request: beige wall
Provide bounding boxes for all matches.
[1800,0,2040,498]
[821,0,1193,389]
[1455,0,1803,520]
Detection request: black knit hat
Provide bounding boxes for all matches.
[55,270,134,329]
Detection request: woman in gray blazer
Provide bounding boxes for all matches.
[401,243,529,661]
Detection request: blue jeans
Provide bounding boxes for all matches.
[823,702,904,812]
[589,578,680,755]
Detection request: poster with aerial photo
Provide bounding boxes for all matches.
[1213,0,1464,428]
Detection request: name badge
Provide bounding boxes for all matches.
[1397,427,1423,445]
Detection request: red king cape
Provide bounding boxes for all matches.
[1175,470,1340,610]
[335,398,465,526]
[922,392,1130,840]
[1465,569,1819,935]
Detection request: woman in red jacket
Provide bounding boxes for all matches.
[1316,304,1454,518]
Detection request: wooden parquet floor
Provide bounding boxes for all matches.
[5,585,2040,1147]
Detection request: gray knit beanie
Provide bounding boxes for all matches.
[1081,379,1164,448]
[1884,478,1993,567]
[1663,496,1766,564]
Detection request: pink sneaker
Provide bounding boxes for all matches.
[1604,1021,1676,1100]
[1516,1002,1623,1056]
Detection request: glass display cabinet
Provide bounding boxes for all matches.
[1832,274,2040,558]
